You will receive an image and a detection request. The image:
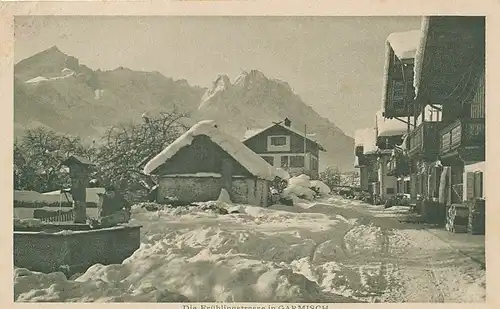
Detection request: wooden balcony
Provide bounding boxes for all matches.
[440,118,485,159]
[387,155,410,177]
[408,122,441,160]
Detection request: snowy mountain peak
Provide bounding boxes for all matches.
[199,75,232,109]
[234,69,268,87]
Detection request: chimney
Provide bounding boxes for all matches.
[284,118,291,127]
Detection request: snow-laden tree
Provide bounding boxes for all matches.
[318,166,342,189]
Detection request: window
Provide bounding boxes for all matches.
[261,156,274,166]
[387,188,395,195]
[267,135,290,152]
[311,157,318,171]
[289,156,305,168]
[280,156,289,168]
[270,136,287,146]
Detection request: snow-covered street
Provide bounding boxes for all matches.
[14,195,485,303]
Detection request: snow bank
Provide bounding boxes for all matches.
[14,268,188,302]
[282,174,316,201]
[15,195,484,303]
[143,120,286,181]
[310,180,331,196]
[15,205,360,302]
[14,218,42,229]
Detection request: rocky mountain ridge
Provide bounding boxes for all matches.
[14,46,354,171]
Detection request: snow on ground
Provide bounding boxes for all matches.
[14,195,485,303]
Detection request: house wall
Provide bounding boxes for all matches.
[157,176,222,204]
[463,161,485,202]
[359,166,369,191]
[232,178,269,206]
[154,135,252,177]
[243,125,320,157]
[260,152,318,179]
[157,176,269,207]
[378,155,397,200]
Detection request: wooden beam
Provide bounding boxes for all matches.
[394,117,415,128]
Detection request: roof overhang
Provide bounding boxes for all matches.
[382,30,421,118]
[413,16,485,105]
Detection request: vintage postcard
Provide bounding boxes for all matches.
[1,0,498,306]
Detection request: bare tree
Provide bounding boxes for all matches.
[14,127,91,192]
[93,111,189,198]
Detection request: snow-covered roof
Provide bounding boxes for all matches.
[243,122,326,151]
[386,30,422,60]
[413,17,430,98]
[376,110,408,137]
[143,120,288,180]
[381,29,422,116]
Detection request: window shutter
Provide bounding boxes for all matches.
[474,171,483,198]
[466,172,475,201]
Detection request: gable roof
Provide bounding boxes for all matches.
[143,120,288,180]
[242,123,326,151]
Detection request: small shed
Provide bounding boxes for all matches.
[142,120,287,207]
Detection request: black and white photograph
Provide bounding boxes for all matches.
[11,14,486,303]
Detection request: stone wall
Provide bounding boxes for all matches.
[157,176,222,204]
[158,176,270,206]
[14,225,140,276]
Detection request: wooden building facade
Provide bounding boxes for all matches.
[243,119,325,179]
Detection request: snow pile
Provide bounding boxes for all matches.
[14,267,188,302]
[282,174,316,201]
[344,224,386,256]
[14,218,43,229]
[310,180,331,196]
[143,120,287,181]
[15,206,361,302]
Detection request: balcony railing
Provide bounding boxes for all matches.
[408,122,441,159]
[440,118,485,155]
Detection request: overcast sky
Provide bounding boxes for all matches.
[14,16,422,137]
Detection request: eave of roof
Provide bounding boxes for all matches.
[243,123,326,151]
